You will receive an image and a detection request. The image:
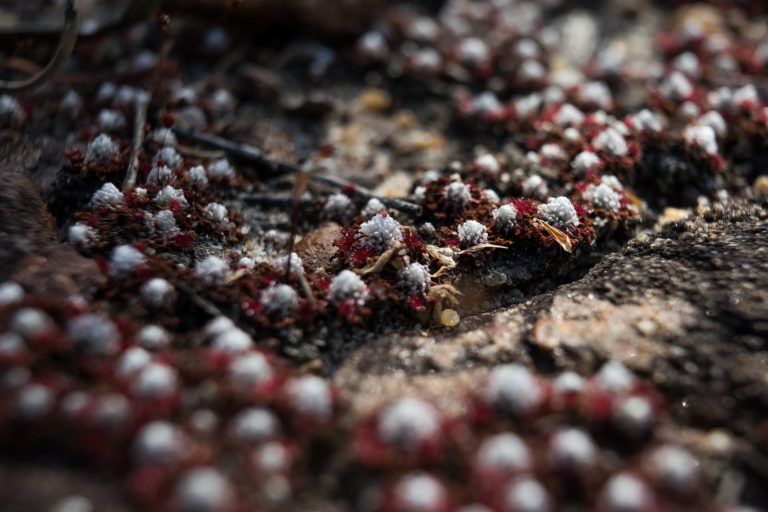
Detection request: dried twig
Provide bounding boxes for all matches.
[174,281,224,318]
[172,127,300,175]
[296,272,316,307]
[285,168,315,276]
[172,127,422,216]
[176,144,225,159]
[313,175,422,217]
[241,194,313,208]
[0,0,79,92]
[123,93,151,191]
[0,0,158,41]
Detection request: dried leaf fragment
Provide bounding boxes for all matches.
[535,219,572,253]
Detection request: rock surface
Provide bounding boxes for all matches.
[335,200,768,502]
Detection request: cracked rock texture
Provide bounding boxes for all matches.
[334,201,768,502]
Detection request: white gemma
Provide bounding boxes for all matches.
[67,313,120,355]
[359,213,403,251]
[204,202,228,224]
[552,371,584,395]
[493,204,519,232]
[261,284,299,317]
[153,146,182,169]
[147,164,173,185]
[660,71,693,101]
[588,183,623,213]
[613,395,655,436]
[475,432,532,474]
[212,327,253,354]
[133,420,186,464]
[116,346,151,376]
[109,245,146,278]
[141,278,174,307]
[378,397,440,450]
[398,262,431,293]
[323,193,354,220]
[596,360,635,392]
[187,164,208,186]
[85,134,118,163]
[132,362,178,398]
[503,477,552,512]
[457,220,488,247]
[230,407,279,443]
[394,473,446,511]
[0,281,24,305]
[329,270,368,306]
[484,364,542,416]
[207,158,236,180]
[9,308,53,339]
[537,196,579,227]
[154,185,188,208]
[68,223,98,249]
[683,124,718,155]
[229,352,273,388]
[175,467,233,512]
[137,325,171,350]
[598,473,653,512]
[548,428,597,471]
[195,256,230,285]
[253,441,291,473]
[475,154,500,174]
[90,182,124,207]
[445,181,472,206]
[16,384,54,419]
[645,444,699,493]
[286,375,333,422]
[593,128,628,157]
[554,103,584,126]
[273,253,304,278]
[571,151,601,173]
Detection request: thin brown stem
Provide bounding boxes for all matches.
[172,127,422,216]
[123,93,151,191]
[0,0,79,92]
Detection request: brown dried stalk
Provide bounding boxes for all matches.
[0,0,79,92]
[173,127,423,216]
[123,93,151,191]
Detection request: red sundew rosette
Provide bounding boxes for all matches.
[274,376,342,434]
[0,336,32,367]
[582,376,664,442]
[247,439,295,477]
[354,408,450,470]
[449,43,494,80]
[130,460,229,512]
[637,444,703,504]
[174,346,286,410]
[129,464,177,509]
[377,473,455,512]
[125,368,182,425]
[0,303,70,357]
[3,379,64,446]
[490,475,557,512]
[468,435,538,501]
[128,432,215,509]
[594,471,660,512]
[55,389,137,467]
[230,356,287,405]
[466,368,551,428]
[545,373,586,414]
